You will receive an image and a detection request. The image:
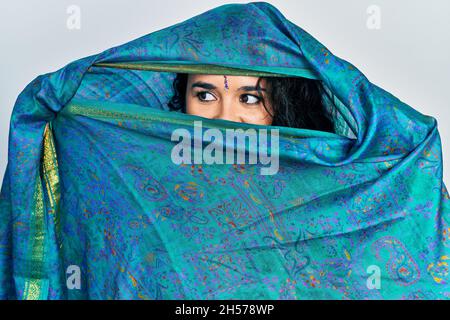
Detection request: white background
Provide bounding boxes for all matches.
[1,0,449,184]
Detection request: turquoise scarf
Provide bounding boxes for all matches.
[1,2,449,299]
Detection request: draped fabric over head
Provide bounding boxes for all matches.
[1,2,449,299]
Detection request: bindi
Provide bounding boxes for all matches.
[224,75,229,91]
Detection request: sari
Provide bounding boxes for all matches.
[0,2,449,299]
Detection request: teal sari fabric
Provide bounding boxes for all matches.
[1,2,449,299]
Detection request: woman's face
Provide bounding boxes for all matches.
[185,74,273,126]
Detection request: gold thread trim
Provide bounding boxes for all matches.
[43,122,62,248]
[22,123,59,300]
[22,167,46,300]
[93,62,318,79]
[62,102,343,140]
[23,278,43,300]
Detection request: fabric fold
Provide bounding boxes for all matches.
[1,1,449,299]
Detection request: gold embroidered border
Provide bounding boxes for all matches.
[22,164,46,300]
[93,61,319,79]
[42,122,61,248]
[22,122,61,299]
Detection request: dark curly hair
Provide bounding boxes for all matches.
[167,73,335,133]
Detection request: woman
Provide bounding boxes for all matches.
[167,73,335,132]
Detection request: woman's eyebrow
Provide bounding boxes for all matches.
[238,85,267,92]
[191,82,217,90]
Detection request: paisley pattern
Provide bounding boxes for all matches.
[0,2,449,299]
[372,236,421,286]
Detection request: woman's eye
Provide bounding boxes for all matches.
[196,91,216,102]
[241,94,261,105]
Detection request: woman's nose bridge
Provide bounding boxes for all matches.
[215,98,239,121]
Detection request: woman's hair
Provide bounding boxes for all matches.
[167,73,335,133]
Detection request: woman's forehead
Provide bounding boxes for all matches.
[187,74,265,85]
